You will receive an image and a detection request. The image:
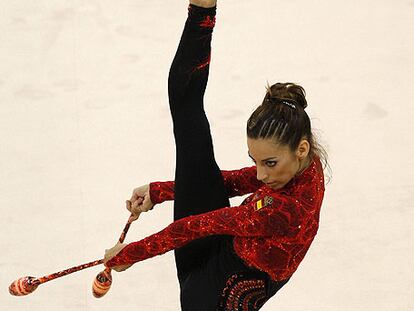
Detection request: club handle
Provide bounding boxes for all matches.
[35,259,104,285]
[118,212,140,244]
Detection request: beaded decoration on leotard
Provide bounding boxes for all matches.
[107,156,325,282]
[217,272,268,311]
[148,167,262,204]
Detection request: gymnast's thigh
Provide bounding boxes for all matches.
[172,115,230,277]
[179,264,222,311]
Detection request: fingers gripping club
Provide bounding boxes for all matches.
[92,212,140,298]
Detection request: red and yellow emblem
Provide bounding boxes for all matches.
[254,196,273,211]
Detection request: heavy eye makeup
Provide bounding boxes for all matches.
[248,153,278,167]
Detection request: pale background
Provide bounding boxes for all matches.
[1,0,413,310]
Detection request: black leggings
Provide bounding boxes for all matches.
[168,4,289,310]
[168,4,229,280]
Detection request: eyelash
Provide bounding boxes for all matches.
[250,159,277,167]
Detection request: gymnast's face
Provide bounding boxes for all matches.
[247,137,310,190]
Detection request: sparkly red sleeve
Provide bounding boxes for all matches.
[105,193,302,268]
[149,166,261,204]
[221,166,262,197]
[149,181,175,205]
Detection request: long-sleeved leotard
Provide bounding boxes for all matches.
[149,166,263,204]
[106,155,325,281]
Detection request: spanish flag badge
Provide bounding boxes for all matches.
[254,196,273,211]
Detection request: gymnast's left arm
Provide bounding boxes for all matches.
[103,242,131,272]
[104,193,305,270]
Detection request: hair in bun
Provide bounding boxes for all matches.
[265,82,307,109]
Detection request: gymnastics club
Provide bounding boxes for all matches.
[92,212,138,298]
[9,211,140,297]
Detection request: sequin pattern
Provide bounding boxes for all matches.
[199,15,216,28]
[149,167,262,204]
[218,272,267,311]
[106,156,325,282]
[187,4,216,73]
[149,180,174,204]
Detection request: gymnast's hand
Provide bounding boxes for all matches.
[126,184,154,221]
[103,242,132,272]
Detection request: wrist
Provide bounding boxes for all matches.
[148,182,161,205]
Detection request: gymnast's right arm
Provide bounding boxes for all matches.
[147,166,262,203]
[124,169,254,215]
[127,166,263,216]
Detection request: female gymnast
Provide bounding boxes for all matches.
[104,0,329,310]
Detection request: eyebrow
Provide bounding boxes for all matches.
[248,152,278,162]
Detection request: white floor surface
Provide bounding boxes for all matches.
[1,0,413,310]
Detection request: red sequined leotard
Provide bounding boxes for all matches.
[106,155,325,281]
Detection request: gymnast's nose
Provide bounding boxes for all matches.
[256,165,268,182]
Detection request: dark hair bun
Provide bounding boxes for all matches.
[264,82,307,109]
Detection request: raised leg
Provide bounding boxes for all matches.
[168,3,229,281]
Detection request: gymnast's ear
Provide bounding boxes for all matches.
[295,139,310,160]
